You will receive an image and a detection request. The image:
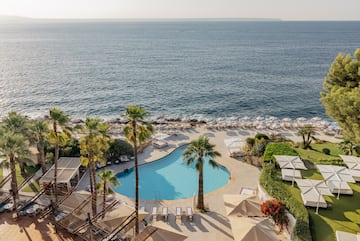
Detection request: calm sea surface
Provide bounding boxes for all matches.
[0,21,359,120]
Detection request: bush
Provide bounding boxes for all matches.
[260,163,312,241]
[246,137,255,146]
[255,133,269,140]
[106,139,134,160]
[261,199,289,233]
[322,148,330,155]
[252,138,269,157]
[263,143,298,162]
[355,146,360,155]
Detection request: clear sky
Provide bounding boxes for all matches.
[0,0,359,20]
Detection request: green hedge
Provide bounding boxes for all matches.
[260,163,312,241]
[263,143,298,162]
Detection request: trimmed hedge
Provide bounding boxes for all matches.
[260,163,312,241]
[263,142,298,162]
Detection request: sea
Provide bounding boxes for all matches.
[0,20,359,121]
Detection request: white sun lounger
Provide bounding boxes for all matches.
[162,207,168,222]
[151,207,158,222]
[186,207,193,222]
[176,207,182,223]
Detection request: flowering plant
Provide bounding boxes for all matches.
[261,199,289,233]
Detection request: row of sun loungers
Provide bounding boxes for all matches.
[147,206,193,223]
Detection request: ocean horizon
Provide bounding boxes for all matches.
[1,20,359,121]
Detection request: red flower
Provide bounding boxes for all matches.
[261,199,289,233]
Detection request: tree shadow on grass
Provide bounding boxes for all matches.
[309,210,335,241]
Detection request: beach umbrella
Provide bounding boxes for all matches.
[146,221,187,241]
[317,165,355,199]
[274,155,306,186]
[282,117,292,122]
[296,117,307,122]
[339,155,360,171]
[227,216,278,241]
[274,155,307,170]
[335,231,360,241]
[99,204,148,230]
[223,195,264,217]
[295,179,334,214]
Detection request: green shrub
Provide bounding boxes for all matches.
[355,146,360,155]
[246,137,255,146]
[263,143,298,162]
[260,163,312,241]
[106,139,134,160]
[322,148,330,155]
[252,138,269,157]
[255,133,269,140]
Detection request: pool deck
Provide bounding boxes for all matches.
[111,127,262,241]
[78,126,339,241]
[0,126,341,241]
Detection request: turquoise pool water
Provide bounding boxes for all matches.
[113,145,230,200]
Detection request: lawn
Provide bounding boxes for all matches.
[284,169,360,241]
[0,167,3,182]
[22,180,40,192]
[295,143,345,165]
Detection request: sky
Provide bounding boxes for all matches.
[0,0,359,21]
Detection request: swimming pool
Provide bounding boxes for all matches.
[113,145,230,200]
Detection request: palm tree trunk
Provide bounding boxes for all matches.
[89,155,97,217]
[88,165,95,216]
[306,132,311,148]
[54,141,59,203]
[37,143,47,174]
[102,181,106,217]
[9,154,19,216]
[302,134,306,148]
[133,121,139,235]
[19,161,25,176]
[197,166,204,210]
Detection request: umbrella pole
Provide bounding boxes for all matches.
[316,193,320,214]
[292,168,295,187]
[337,182,341,200]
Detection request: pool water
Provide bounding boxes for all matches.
[113,145,230,200]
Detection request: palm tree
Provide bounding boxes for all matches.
[79,117,110,216]
[1,112,30,176]
[340,140,357,156]
[97,169,119,216]
[1,112,29,135]
[29,119,49,174]
[48,108,71,202]
[0,133,29,217]
[2,112,31,175]
[297,125,316,149]
[182,135,221,211]
[122,105,154,234]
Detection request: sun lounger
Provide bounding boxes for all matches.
[140,206,145,212]
[162,207,168,222]
[151,207,158,222]
[176,207,182,223]
[186,207,193,222]
[120,155,130,162]
[152,140,168,149]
